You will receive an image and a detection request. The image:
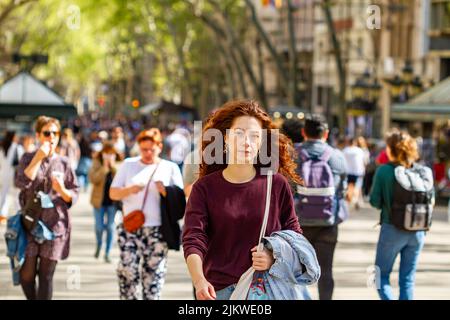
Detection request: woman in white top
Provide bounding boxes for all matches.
[343,137,368,209]
[110,128,183,300]
[0,131,23,223]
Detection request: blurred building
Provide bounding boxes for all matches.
[252,0,315,109]
[428,0,450,80]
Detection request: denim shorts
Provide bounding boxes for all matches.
[348,175,364,188]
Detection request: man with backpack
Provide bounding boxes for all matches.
[294,114,348,300]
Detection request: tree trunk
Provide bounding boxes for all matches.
[322,0,347,133]
[216,39,238,99]
[256,37,267,107]
[287,0,299,107]
[244,0,289,90]
[191,6,249,97]
[207,0,266,106]
[0,0,37,27]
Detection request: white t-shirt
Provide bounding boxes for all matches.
[113,138,126,154]
[111,157,184,227]
[166,133,190,164]
[343,146,367,176]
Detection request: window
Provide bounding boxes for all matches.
[430,1,450,30]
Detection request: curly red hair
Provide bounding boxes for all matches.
[199,100,302,184]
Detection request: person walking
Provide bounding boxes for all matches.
[59,128,81,172]
[370,130,434,300]
[14,116,79,300]
[182,100,303,300]
[88,141,122,263]
[111,126,126,158]
[165,127,191,173]
[343,137,367,210]
[294,114,348,300]
[76,134,93,192]
[0,131,23,224]
[109,128,184,300]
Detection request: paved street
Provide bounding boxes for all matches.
[1,189,450,300]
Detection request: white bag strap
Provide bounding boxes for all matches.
[229,170,273,300]
[257,170,273,252]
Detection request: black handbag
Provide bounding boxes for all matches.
[21,192,42,232]
[21,159,54,232]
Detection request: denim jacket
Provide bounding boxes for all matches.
[262,230,321,300]
[4,212,55,285]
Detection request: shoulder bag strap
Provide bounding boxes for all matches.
[256,170,273,252]
[140,162,161,211]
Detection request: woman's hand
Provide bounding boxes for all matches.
[51,176,72,203]
[194,278,216,300]
[155,181,166,197]
[51,176,65,194]
[128,184,145,195]
[251,246,275,271]
[36,141,51,160]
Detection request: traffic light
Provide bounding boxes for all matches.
[97,95,106,108]
[132,99,140,108]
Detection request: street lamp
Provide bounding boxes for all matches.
[387,61,424,103]
[388,75,404,103]
[370,79,382,102]
[348,69,381,137]
[410,76,423,98]
[12,53,49,71]
[402,60,414,84]
[350,69,379,113]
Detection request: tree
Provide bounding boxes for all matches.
[322,0,347,133]
[0,0,37,27]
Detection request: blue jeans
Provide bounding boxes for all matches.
[375,223,425,300]
[215,284,236,300]
[76,157,92,191]
[94,206,117,256]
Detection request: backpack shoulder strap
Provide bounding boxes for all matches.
[319,146,333,162]
[296,145,311,162]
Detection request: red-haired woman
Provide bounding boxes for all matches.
[370,130,434,300]
[182,100,303,300]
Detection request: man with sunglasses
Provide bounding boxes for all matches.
[14,116,79,300]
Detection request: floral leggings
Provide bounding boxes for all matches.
[117,224,168,300]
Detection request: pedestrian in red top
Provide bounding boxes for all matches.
[182,100,303,300]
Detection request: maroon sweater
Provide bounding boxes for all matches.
[182,169,302,291]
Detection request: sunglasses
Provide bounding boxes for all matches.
[42,130,60,137]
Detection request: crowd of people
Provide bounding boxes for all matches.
[1,99,447,300]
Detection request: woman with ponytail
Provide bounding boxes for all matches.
[370,129,433,300]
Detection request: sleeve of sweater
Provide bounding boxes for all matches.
[182,181,209,261]
[14,152,34,190]
[278,175,302,234]
[369,166,383,210]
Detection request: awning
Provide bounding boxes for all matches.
[139,100,199,120]
[0,71,77,120]
[391,77,450,122]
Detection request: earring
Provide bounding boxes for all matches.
[224,144,228,153]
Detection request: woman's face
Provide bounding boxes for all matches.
[139,140,162,164]
[225,116,263,165]
[102,151,117,162]
[37,123,60,153]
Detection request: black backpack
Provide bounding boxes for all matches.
[390,164,434,232]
